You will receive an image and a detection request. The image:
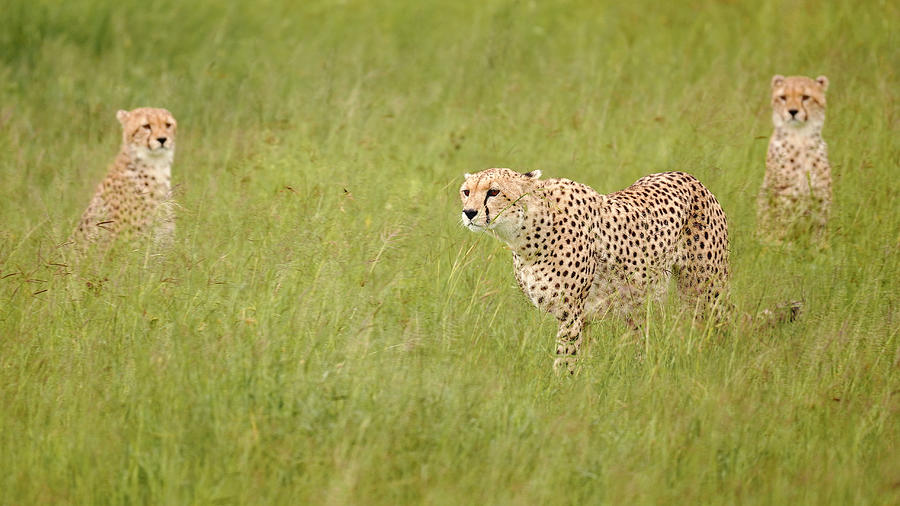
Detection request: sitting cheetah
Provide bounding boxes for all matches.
[460,169,729,371]
[70,107,177,250]
[758,74,831,242]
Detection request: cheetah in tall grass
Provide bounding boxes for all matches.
[758,75,832,242]
[460,169,729,372]
[71,107,177,251]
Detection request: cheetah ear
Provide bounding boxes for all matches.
[815,75,829,92]
[523,170,542,179]
[771,75,785,89]
[116,109,130,125]
[463,172,473,179]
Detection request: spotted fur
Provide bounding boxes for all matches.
[758,74,831,241]
[460,168,729,371]
[70,107,177,250]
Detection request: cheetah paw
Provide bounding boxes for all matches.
[553,356,577,375]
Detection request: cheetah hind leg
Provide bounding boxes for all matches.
[672,263,731,325]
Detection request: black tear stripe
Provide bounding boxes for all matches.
[483,193,491,224]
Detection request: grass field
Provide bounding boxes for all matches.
[1,0,898,503]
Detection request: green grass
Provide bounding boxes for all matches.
[1,0,898,503]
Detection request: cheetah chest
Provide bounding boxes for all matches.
[769,137,829,194]
[513,255,556,311]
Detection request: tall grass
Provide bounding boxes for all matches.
[1,0,898,503]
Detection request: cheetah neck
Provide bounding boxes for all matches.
[132,156,172,182]
[114,146,174,198]
[771,127,826,150]
[502,194,554,258]
[772,117,824,140]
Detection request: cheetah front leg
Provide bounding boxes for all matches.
[151,200,177,249]
[552,308,584,374]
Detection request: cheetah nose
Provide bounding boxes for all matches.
[788,109,798,117]
[157,137,168,145]
[463,209,478,220]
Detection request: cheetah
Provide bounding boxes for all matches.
[758,74,831,242]
[460,168,729,371]
[70,107,177,251]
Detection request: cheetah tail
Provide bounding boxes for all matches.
[752,300,803,327]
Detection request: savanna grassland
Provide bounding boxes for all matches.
[1,0,898,504]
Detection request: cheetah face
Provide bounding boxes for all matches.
[771,75,827,129]
[460,168,541,238]
[117,107,177,160]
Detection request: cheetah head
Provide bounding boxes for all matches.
[460,168,541,239]
[117,107,177,162]
[771,75,827,130]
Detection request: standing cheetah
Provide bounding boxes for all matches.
[460,169,729,371]
[71,107,177,250]
[758,74,831,242]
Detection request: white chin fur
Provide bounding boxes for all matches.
[463,218,487,231]
[774,115,815,132]
[134,146,173,161]
[130,146,174,181]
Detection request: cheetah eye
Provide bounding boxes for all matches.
[142,124,151,130]
[801,95,810,100]
[487,189,500,197]
[165,122,172,128]
[779,95,787,101]
[462,189,470,197]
